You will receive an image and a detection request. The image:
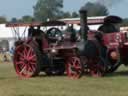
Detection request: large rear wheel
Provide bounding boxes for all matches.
[14,43,41,78]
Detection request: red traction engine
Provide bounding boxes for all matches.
[83,31,125,77]
[13,21,83,79]
[81,18,128,77]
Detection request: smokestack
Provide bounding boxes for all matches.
[79,7,88,41]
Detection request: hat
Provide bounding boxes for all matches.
[104,15,122,24]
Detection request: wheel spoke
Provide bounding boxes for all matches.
[27,48,33,58]
[72,58,77,67]
[31,65,36,71]
[16,61,24,65]
[28,67,33,72]
[24,47,28,54]
[23,50,27,58]
[23,47,28,58]
[74,58,81,69]
[67,57,82,79]
[75,66,81,69]
[89,58,105,77]
[24,65,33,75]
[20,65,27,74]
[17,52,24,58]
[19,57,24,61]
[30,62,36,65]
[28,55,36,60]
[27,64,33,72]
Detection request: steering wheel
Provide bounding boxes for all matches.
[46,28,63,41]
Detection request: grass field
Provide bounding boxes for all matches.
[1,62,128,96]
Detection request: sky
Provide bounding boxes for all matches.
[0,0,128,20]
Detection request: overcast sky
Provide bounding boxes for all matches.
[0,0,128,20]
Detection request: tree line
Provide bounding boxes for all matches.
[0,0,128,26]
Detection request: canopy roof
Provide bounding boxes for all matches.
[104,15,123,24]
[6,21,66,27]
[41,20,66,26]
[6,22,41,27]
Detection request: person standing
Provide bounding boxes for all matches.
[28,26,35,37]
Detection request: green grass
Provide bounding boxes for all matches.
[1,63,128,96]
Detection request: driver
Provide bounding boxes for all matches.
[35,25,45,52]
[28,25,35,37]
[35,25,44,36]
[68,24,77,42]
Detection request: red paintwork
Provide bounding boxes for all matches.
[120,45,128,64]
[103,32,126,48]
[42,36,49,49]
[88,31,128,48]
[102,32,128,65]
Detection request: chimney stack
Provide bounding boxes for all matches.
[79,8,88,41]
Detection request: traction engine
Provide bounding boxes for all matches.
[7,8,128,79]
[79,9,128,77]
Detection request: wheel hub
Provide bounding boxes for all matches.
[110,51,119,60]
[24,59,29,64]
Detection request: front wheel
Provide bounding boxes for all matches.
[106,49,121,73]
[66,57,83,79]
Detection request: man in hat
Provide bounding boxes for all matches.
[98,15,122,33]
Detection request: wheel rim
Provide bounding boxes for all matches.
[14,44,38,78]
[89,58,105,77]
[66,57,82,79]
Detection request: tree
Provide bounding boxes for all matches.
[61,12,71,18]
[20,15,34,23]
[10,17,18,23]
[0,16,7,24]
[72,12,79,18]
[82,2,109,17]
[57,11,79,19]
[33,0,63,22]
[121,18,128,26]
